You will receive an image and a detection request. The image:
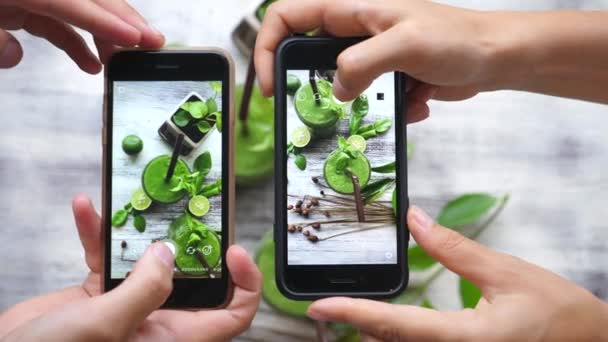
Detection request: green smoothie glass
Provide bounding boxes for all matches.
[168,214,221,276]
[294,79,344,138]
[323,149,371,194]
[142,155,190,204]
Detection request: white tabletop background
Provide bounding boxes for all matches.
[1,0,607,340]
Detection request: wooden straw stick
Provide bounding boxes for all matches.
[239,54,256,135]
[309,69,321,105]
[351,174,366,222]
[165,133,184,182]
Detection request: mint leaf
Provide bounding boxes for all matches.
[173,109,190,127]
[459,277,482,308]
[111,209,128,227]
[133,214,146,233]
[351,94,369,117]
[361,178,395,204]
[294,154,307,170]
[438,193,498,228]
[371,161,395,173]
[360,129,377,139]
[194,152,212,175]
[374,118,392,133]
[210,81,222,95]
[337,136,348,151]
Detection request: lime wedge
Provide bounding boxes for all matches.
[290,126,311,148]
[347,134,366,152]
[189,195,210,217]
[130,188,152,211]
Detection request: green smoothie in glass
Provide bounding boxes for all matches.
[323,149,371,194]
[142,155,190,204]
[294,79,344,138]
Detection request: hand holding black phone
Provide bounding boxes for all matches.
[274,37,409,300]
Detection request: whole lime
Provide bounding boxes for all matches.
[122,135,143,155]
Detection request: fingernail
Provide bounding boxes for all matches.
[153,242,175,268]
[332,77,348,101]
[0,38,22,68]
[410,206,433,231]
[148,25,164,38]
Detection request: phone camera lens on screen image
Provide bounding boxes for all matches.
[285,69,398,266]
[111,81,224,280]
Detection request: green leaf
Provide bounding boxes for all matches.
[373,118,392,133]
[294,154,306,170]
[213,112,222,132]
[359,128,377,139]
[111,209,128,227]
[362,178,395,204]
[193,152,212,175]
[210,81,222,95]
[351,94,369,117]
[392,188,397,217]
[348,115,362,136]
[337,136,348,151]
[356,123,375,134]
[408,245,436,271]
[173,109,190,127]
[206,98,218,113]
[459,277,482,308]
[334,152,351,174]
[197,120,212,134]
[421,298,434,309]
[133,214,146,233]
[371,161,395,173]
[437,193,498,228]
[187,101,208,119]
[200,179,222,197]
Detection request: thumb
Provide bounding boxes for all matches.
[407,205,506,289]
[0,30,23,68]
[92,242,175,338]
[333,27,404,101]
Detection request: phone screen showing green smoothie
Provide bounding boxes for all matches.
[286,70,397,265]
[111,81,223,278]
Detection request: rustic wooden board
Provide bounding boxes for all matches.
[1,1,608,341]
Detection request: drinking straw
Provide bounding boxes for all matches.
[309,69,321,105]
[350,174,366,222]
[195,250,214,278]
[165,133,184,182]
[315,321,329,342]
[239,54,256,135]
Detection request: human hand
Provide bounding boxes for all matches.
[254,0,515,122]
[0,0,165,73]
[307,206,608,341]
[0,194,262,341]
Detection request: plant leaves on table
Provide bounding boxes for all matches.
[173,109,190,127]
[459,277,482,308]
[374,118,392,133]
[206,98,218,113]
[184,101,208,119]
[133,214,146,233]
[408,193,502,271]
[294,154,307,170]
[193,151,212,175]
[214,112,222,132]
[361,178,394,199]
[349,95,369,135]
[111,209,128,227]
[210,81,222,95]
[437,193,498,228]
[371,161,396,173]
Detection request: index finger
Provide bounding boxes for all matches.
[254,0,371,97]
[9,0,142,46]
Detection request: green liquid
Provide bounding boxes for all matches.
[141,155,190,204]
[294,80,342,138]
[323,150,371,194]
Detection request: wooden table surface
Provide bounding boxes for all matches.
[1,0,607,341]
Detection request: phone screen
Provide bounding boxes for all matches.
[110,80,224,279]
[285,70,398,266]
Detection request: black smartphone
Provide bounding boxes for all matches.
[274,37,409,300]
[103,50,235,308]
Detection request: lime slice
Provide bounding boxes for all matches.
[122,135,143,155]
[142,155,190,204]
[189,195,210,217]
[290,126,311,148]
[130,188,152,211]
[323,150,371,194]
[347,135,366,152]
[256,231,311,316]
